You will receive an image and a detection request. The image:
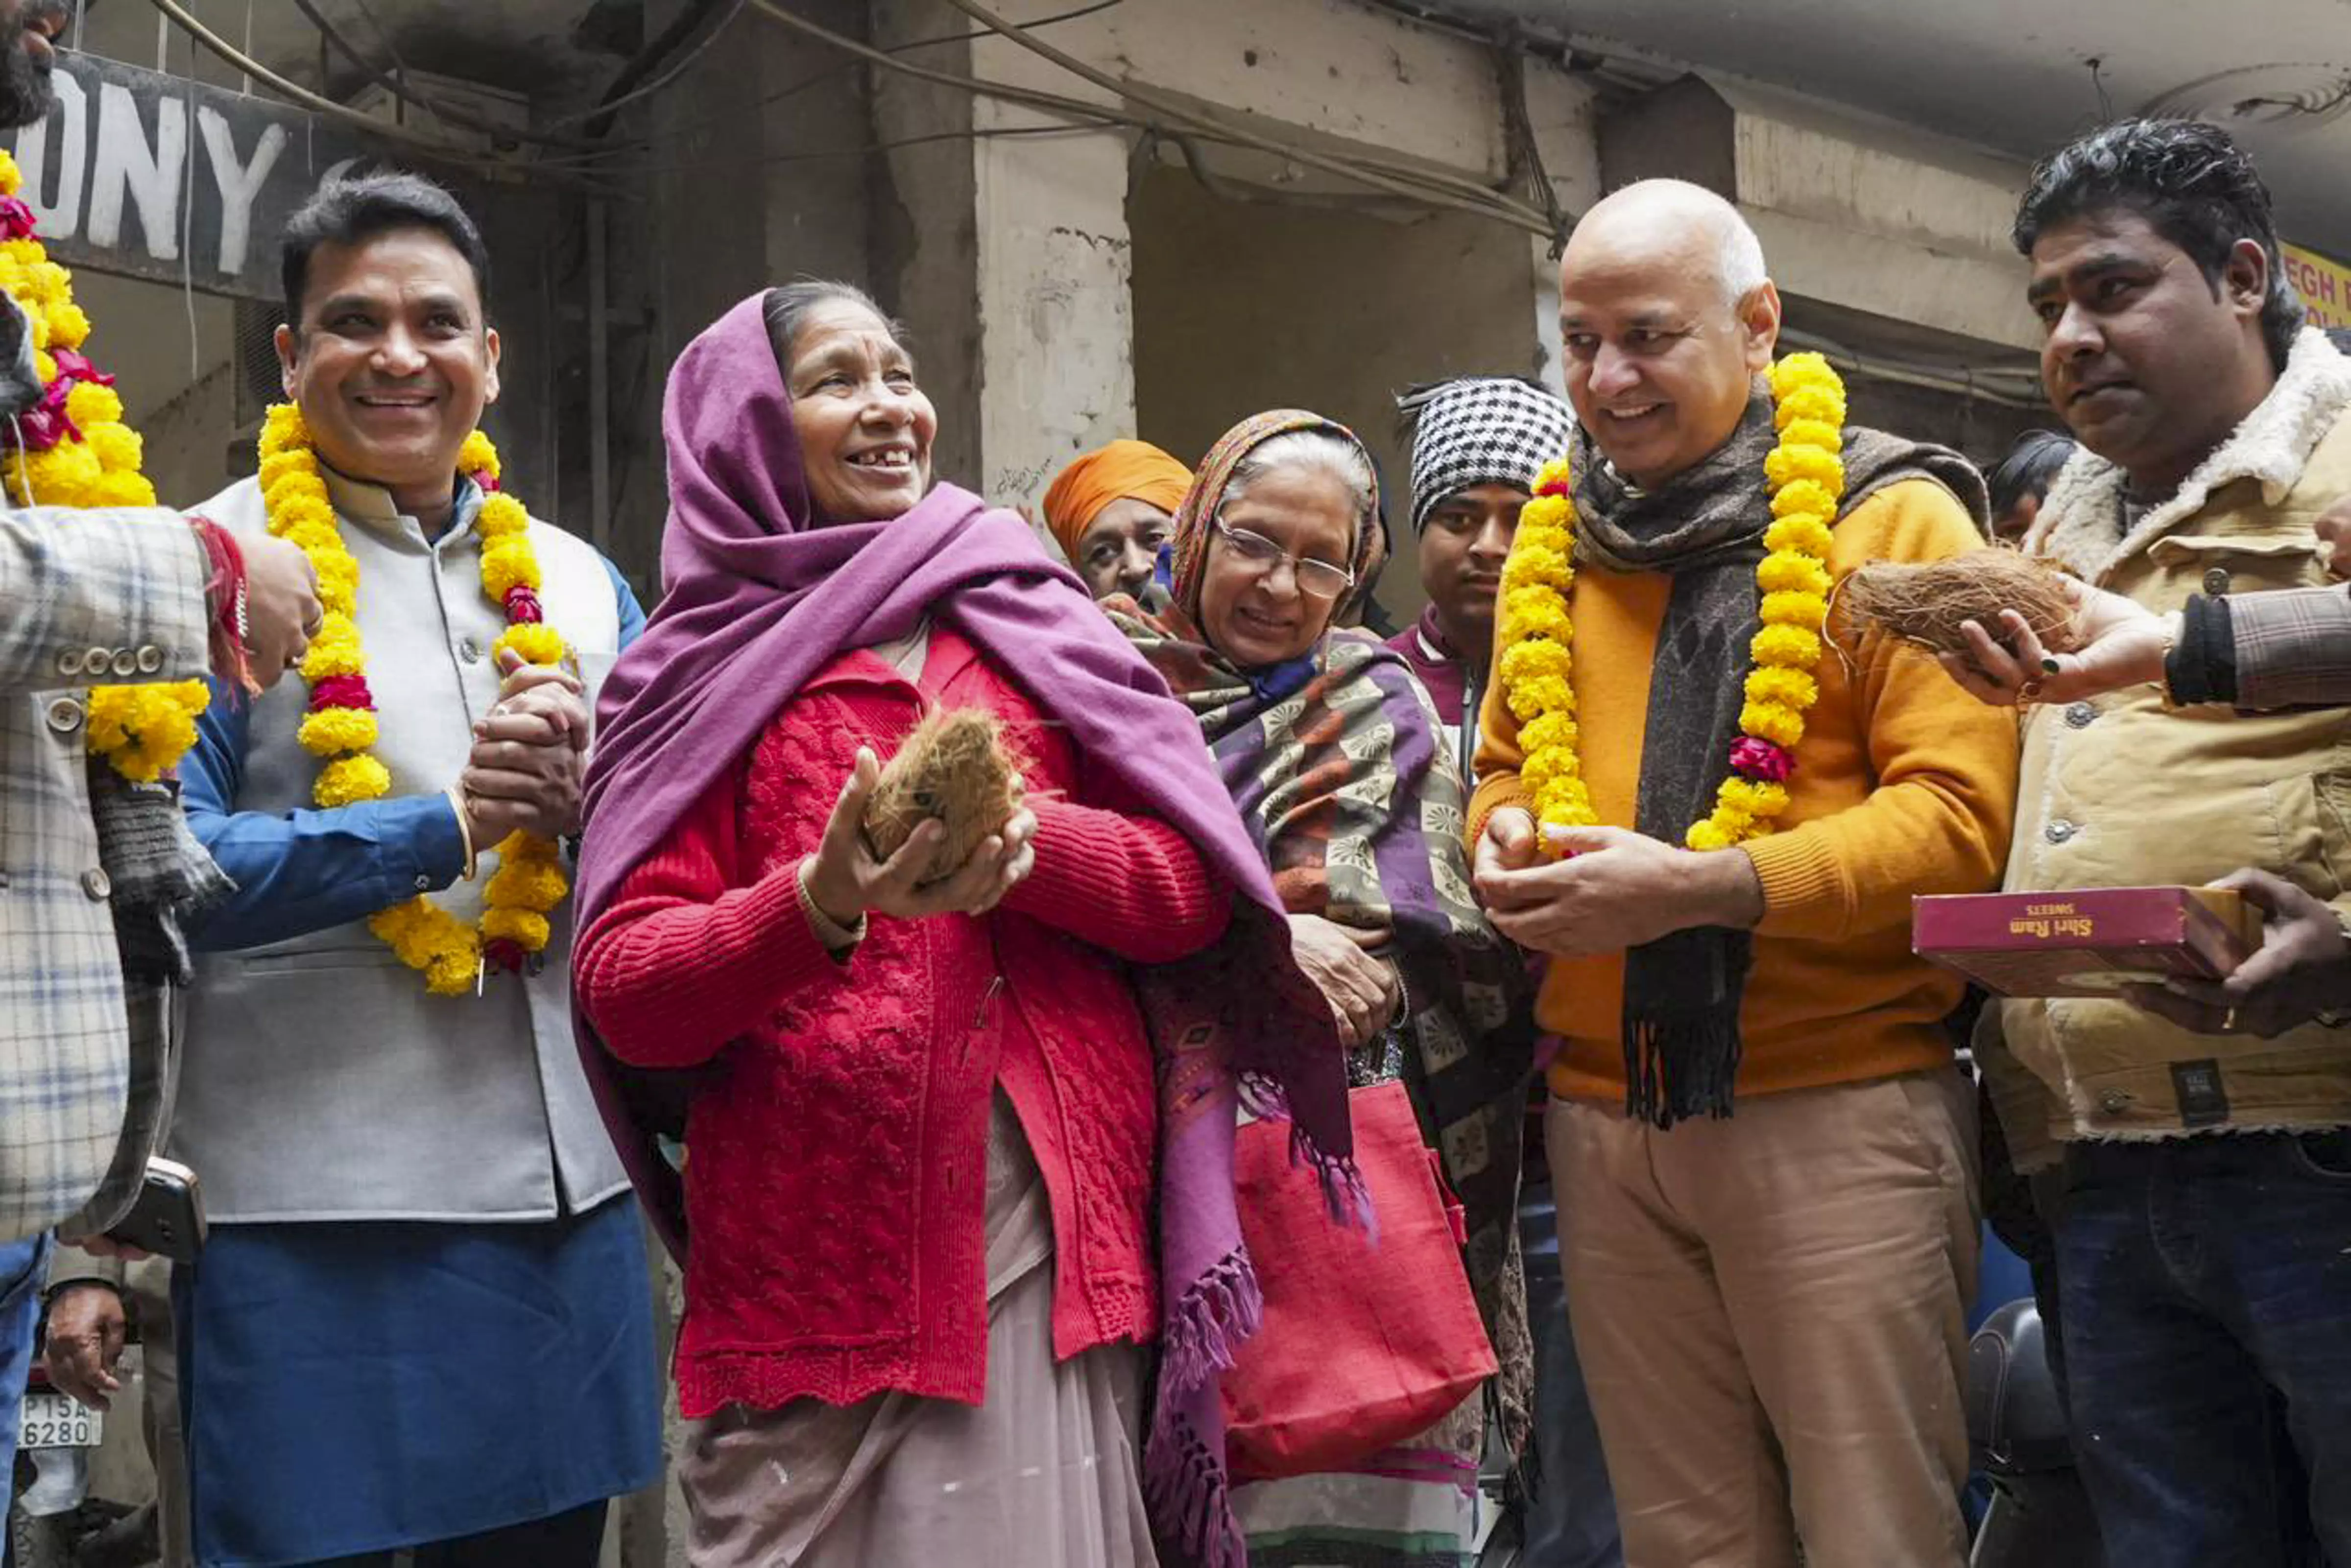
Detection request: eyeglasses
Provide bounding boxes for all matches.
[1210,519,1356,600]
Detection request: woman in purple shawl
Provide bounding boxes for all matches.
[1102,411,1535,1567]
[571,285,1352,1568]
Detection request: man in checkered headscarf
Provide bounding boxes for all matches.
[1390,375,1626,1568]
[1387,375,1574,780]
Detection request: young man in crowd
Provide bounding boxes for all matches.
[1395,376,1624,1568]
[57,173,663,1567]
[1469,178,2019,1568]
[1391,377,1572,778]
[1973,118,2351,1566]
[1988,428,2076,544]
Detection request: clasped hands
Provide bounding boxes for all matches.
[1288,808,1764,1052]
[1473,808,1764,957]
[456,649,590,845]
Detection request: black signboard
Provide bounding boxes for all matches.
[2,51,384,301]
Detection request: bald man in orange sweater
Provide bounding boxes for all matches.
[1468,181,2020,1568]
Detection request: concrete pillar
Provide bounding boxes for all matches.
[871,0,985,498]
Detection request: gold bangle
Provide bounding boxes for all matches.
[795,858,866,957]
[446,786,478,881]
[2151,611,2183,709]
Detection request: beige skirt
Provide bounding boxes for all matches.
[679,1094,1158,1568]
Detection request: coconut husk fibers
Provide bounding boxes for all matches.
[861,707,1024,885]
[1833,548,2083,663]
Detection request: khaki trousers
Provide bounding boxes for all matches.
[1548,1070,1978,1568]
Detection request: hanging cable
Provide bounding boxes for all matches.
[740,0,2041,409]
[559,0,746,139]
[594,0,1127,154]
[288,0,619,154]
[1495,28,1567,251]
[142,0,484,156]
[745,0,1550,228]
[157,0,2043,411]
[1777,327,2043,409]
[888,0,1124,58]
[931,0,1553,226]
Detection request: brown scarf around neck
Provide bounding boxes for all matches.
[1572,390,1989,1126]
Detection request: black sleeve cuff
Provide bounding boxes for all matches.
[2164,593,2236,705]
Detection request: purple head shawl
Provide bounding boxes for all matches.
[572,292,1358,1568]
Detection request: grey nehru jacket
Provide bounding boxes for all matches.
[171,470,629,1224]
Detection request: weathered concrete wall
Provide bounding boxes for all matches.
[1602,75,2038,352]
[953,0,1605,528]
[1128,162,1542,626]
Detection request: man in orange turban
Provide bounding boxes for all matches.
[1040,439,1193,600]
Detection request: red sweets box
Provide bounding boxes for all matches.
[1912,886,2263,999]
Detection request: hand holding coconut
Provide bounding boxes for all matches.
[1934,578,2178,708]
[1833,548,2174,708]
[801,743,1037,930]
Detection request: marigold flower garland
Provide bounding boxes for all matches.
[258,406,570,995]
[1498,353,1847,855]
[0,150,207,783]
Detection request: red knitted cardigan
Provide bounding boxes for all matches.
[576,629,1231,1418]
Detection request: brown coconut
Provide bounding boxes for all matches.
[861,707,1025,885]
[1833,548,2083,666]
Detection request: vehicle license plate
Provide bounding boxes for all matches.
[19,1391,101,1449]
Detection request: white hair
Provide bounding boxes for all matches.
[1223,428,1378,536]
[1587,178,1770,308]
[1716,210,1768,306]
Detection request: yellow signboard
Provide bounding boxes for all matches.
[2285,242,2351,332]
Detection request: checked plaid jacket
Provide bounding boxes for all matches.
[2230,584,2351,710]
[0,297,214,1241]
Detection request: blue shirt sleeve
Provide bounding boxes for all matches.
[179,678,469,952]
[603,554,647,651]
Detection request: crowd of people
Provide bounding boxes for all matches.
[1,0,2349,1558]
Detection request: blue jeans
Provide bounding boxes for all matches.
[1513,1178,1623,1568]
[0,1233,55,1488]
[2057,1133,2351,1568]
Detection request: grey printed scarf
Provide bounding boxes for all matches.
[88,762,232,986]
[1572,390,1988,1125]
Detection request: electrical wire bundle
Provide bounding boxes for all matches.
[136,0,2044,407]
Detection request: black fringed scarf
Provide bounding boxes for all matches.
[1570,392,1987,1125]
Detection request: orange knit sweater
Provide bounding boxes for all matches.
[1468,476,2020,1105]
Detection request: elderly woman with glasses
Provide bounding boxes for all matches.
[1102,410,1534,1567]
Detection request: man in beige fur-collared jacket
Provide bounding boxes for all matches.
[1980,117,2351,1568]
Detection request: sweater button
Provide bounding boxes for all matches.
[2063,702,2095,729]
[2045,819,2077,844]
[2202,566,2231,595]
